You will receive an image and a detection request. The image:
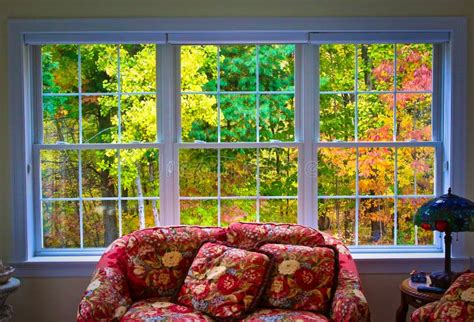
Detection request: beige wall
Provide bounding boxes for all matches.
[1,0,473,321]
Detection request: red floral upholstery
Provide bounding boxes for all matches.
[258,243,337,313]
[120,298,213,321]
[77,224,369,322]
[226,222,325,249]
[176,241,272,319]
[320,231,371,322]
[411,272,474,322]
[124,226,225,300]
[243,308,330,321]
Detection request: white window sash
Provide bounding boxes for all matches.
[309,32,450,44]
[24,32,167,45]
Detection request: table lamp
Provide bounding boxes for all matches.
[414,187,474,289]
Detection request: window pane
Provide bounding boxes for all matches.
[41,150,79,198]
[122,199,161,235]
[181,45,218,92]
[397,198,433,245]
[260,199,297,223]
[318,148,356,196]
[320,94,355,141]
[180,200,218,226]
[83,200,118,247]
[318,198,355,245]
[221,149,256,196]
[82,95,119,143]
[260,148,298,196]
[121,95,157,143]
[259,94,295,142]
[220,45,256,91]
[259,45,294,92]
[320,44,355,92]
[181,94,218,142]
[358,94,394,141]
[42,201,80,248]
[43,96,79,144]
[120,44,156,93]
[221,199,256,226]
[396,94,432,141]
[397,198,434,245]
[396,44,433,91]
[398,147,435,195]
[357,44,394,91]
[359,147,395,195]
[359,198,394,245]
[81,44,118,93]
[120,149,160,197]
[179,149,218,197]
[221,94,256,142]
[42,45,78,93]
[82,149,118,198]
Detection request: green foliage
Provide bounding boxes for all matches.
[41,42,435,248]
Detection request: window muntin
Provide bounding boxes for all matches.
[317,43,436,246]
[39,44,160,249]
[179,45,298,226]
[35,40,440,252]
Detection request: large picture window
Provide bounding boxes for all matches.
[12,21,459,257]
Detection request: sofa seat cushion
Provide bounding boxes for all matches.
[176,241,273,320]
[258,243,337,313]
[226,222,325,250]
[120,298,213,321]
[125,226,226,300]
[242,308,330,321]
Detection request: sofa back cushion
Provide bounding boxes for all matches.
[226,222,325,249]
[124,226,226,300]
[258,243,338,313]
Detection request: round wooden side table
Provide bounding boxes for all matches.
[395,278,443,322]
[0,278,20,322]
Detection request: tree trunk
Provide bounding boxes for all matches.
[148,163,160,226]
[135,165,146,229]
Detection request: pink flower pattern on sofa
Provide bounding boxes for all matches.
[77,223,370,321]
[411,272,474,322]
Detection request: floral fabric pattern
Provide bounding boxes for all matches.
[77,236,133,321]
[259,244,337,313]
[120,297,213,321]
[176,241,272,319]
[242,308,330,321]
[411,272,474,322]
[330,269,370,322]
[226,222,324,250]
[125,226,226,300]
[77,224,369,321]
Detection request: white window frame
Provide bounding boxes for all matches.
[8,17,469,276]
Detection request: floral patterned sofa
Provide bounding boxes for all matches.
[411,272,474,321]
[77,223,370,321]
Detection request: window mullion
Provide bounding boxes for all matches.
[298,44,318,228]
[158,44,179,226]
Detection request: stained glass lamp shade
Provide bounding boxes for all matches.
[414,188,474,289]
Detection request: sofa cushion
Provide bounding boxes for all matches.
[428,272,474,321]
[226,222,325,249]
[124,226,226,300]
[120,298,213,321]
[242,308,330,321]
[175,241,273,320]
[258,243,338,313]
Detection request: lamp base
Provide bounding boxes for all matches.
[429,271,459,290]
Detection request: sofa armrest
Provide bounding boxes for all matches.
[410,301,439,322]
[330,268,370,322]
[77,237,132,321]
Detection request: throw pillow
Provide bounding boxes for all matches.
[258,243,338,314]
[174,241,273,320]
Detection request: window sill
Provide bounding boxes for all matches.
[10,253,471,277]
